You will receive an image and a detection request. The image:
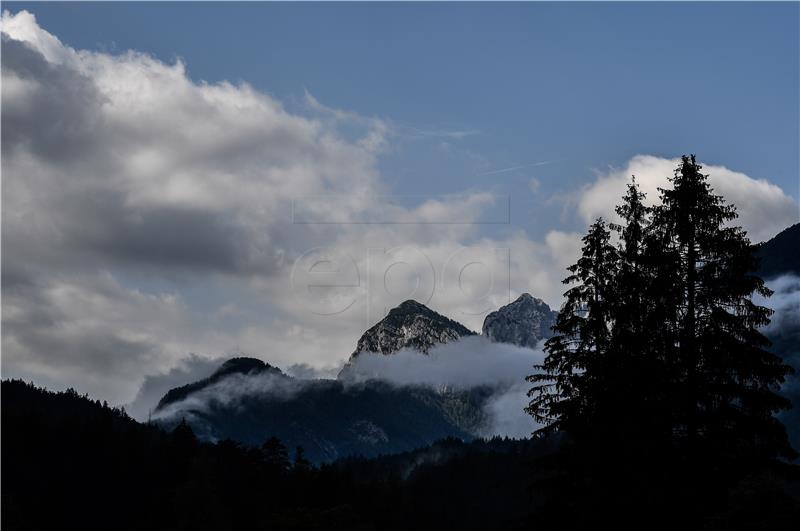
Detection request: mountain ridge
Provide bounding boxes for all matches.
[153,365,491,463]
[756,223,799,279]
[156,356,282,411]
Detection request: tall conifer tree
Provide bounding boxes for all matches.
[528,155,796,525]
[527,218,619,439]
[649,155,795,468]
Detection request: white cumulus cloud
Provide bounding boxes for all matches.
[578,155,797,243]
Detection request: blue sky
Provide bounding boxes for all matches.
[2,3,799,406]
[11,1,799,239]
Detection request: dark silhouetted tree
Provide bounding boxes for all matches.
[172,417,197,447]
[607,178,669,449]
[527,218,619,440]
[261,436,290,472]
[528,155,797,527]
[649,155,796,471]
[293,445,311,472]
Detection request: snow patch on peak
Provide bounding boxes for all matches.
[338,300,476,379]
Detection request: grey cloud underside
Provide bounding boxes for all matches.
[4,191,267,277]
[3,278,155,368]
[1,274,164,400]
[1,37,104,166]
[2,44,281,278]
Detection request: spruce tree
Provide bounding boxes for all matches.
[527,155,796,525]
[527,218,619,439]
[293,445,311,472]
[261,436,290,472]
[649,155,795,470]
[608,179,667,448]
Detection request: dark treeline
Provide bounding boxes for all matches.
[528,155,800,528]
[2,379,551,531]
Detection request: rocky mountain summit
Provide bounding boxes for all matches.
[351,300,476,358]
[481,293,557,349]
[337,299,477,379]
[151,296,559,461]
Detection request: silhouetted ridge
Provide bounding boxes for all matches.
[756,223,800,278]
[155,356,282,411]
[212,357,273,377]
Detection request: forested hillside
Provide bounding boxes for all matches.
[2,379,547,531]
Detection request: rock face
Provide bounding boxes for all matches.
[481,294,557,349]
[352,300,476,357]
[337,300,476,380]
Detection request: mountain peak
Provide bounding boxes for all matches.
[482,293,556,349]
[156,356,283,411]
[513,292,546,305]
[355,300,475,356]
[756,223,799,279]
[388,299,441,319]
[338,300,476,379]
[213,357,270,377]
[397,299,426,310]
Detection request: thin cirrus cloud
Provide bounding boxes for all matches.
[1,12,385,280]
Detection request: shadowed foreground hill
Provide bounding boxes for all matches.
[156,357,284,410]
[4,378,799,531]
[1,379,547,531]
[153,357,492,463]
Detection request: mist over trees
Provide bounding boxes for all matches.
[528,155,797,527]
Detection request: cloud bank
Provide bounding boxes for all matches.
[759,276,800,453]
[149,336,544,439]
[578,155,797,243]
[346,336,544,437]
[125,354,221,420]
